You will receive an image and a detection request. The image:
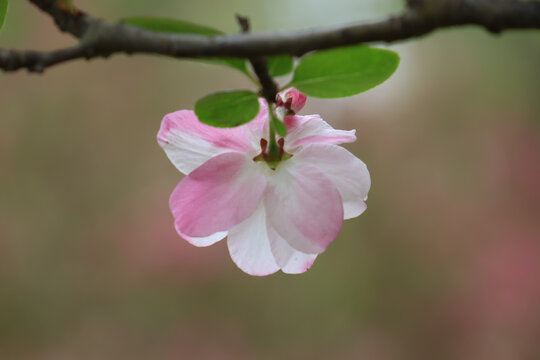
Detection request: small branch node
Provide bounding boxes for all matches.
[235,14,251,33]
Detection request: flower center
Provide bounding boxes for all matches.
[253,138,292,170]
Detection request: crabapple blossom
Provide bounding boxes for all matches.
[157,88,370,276]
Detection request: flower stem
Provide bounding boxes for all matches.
[267,107,280,162]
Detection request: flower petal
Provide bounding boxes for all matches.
[293,144,370,219]
[178,230,228,247]
[245,99,269,149]
[282,253,317,274]
[170,152,266,238]
[227,204,280,276]
[157,110,256,174]
[264,161,344,254]
[283,114,356,150]
[268,225,317,274]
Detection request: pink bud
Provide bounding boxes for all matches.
[276,87,307,114]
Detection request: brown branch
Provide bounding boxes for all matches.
[0,45,87,72]
[1,0,540,73]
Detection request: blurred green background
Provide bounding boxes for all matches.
[1,1,540,359]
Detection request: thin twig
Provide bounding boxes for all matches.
[235,14,278,104]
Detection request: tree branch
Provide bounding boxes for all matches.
[0,45,87,72]
[1,0,539,73]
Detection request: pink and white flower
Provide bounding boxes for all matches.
[157,88,370,276]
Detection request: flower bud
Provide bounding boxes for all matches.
[276,87,307,114]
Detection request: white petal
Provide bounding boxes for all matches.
[293,144,370,219]
[264,161,344,254]
[179,230,228,247]
[227,204,280,276]
[282,251,317,274]
[268,226,317,274]
[283,114,356,151]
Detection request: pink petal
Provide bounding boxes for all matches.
[227,204,280,276]
[170,152,267,238]
[283,114,356,150]
[293,144,370,219]
[157,110,257,174]
[178,230,227,247]
[268,225,317,274]
[264,161,344,254]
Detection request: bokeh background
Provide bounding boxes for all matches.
[1,1,540,359]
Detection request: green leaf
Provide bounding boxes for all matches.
[0,0,8,30]
[122,17,249,75]
[267,55,294,77]
[289,45,399,98]
[195,90,260,128]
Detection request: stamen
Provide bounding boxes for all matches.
[253,138,269,162]
[260,138,268,152]
[278,138,285,152]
